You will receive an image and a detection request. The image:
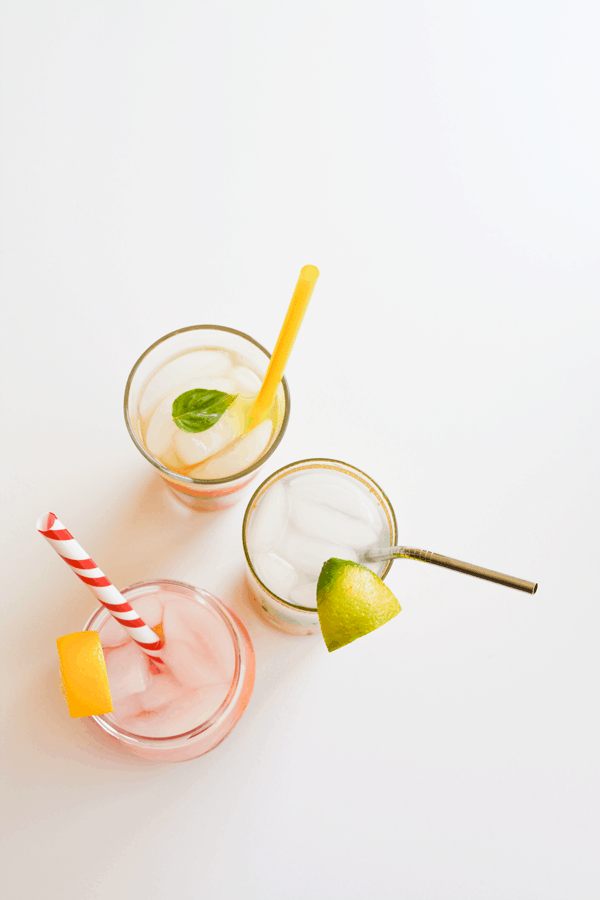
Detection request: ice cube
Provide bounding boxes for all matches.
[104,642,152,701]
[143,376,237,463]
[247,481,290,554]
[289,471,380,525]
[99,616,129,649]
[167,683,229,731]
[289,494,379,549]
[277,531,357,578]
[190,419,273,480]
[231,365,261,395]
[252,551,299,599]
[138,673,185,712]
[144,406,180,461]
[174,376,238,398]
[288,581,318,609]
[161,598,235,686]
[160,638,227,690]
[174,393,254,467]
[110,692,145,720]
[158,596,196,644]
[125,683,230,738]
[139,350,233,419]
[173,413,235,466]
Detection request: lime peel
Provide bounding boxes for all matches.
[317,558,401,652]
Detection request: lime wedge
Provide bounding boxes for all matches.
[317,558,401,652]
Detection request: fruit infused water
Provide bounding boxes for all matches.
[243,459,398,634]
[140,349,279,479]
[125,327,289,510]
[86,580,255,761]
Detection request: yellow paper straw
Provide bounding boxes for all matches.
[249,265,319,425]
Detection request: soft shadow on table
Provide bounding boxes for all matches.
[228,577,325,716]
[8,570,322,785]
[3,664,164,821]
[80,470,230,589]
[10,473,323,779]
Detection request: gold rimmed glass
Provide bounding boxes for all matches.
[124,325,291,510]
[242,459,398,634]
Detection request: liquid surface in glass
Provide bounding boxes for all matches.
[98,589,236,738]
[138,348,281,480]
[246,468,391,609]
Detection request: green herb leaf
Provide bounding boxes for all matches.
[172,389,237,433]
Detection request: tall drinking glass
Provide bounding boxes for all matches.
[125,326,290,510]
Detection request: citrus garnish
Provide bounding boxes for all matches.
[317,558,401,652]
[56,631,114,717]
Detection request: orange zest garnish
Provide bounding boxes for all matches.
[56,631,113,717]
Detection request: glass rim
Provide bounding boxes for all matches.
[85,578,245,747]
[242,457,399,613]
[124,325,291,486]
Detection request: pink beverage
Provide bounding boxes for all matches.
[85,580,255,762]
[124,326,290,511]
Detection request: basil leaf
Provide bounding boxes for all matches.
[172,389,237,433]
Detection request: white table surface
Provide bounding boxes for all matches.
[2,2,599,898]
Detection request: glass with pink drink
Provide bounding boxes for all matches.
[84,580,255,762]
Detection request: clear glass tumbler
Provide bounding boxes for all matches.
[125,325,290,510]
[242,459,398,635]
[85,580,255,762]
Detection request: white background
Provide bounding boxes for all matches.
[1,2,599,898]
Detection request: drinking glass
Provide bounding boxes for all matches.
[85,579,255,762]
[242,459,398,634]
[125,325,290,510]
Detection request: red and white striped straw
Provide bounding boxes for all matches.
[37,512,164,664]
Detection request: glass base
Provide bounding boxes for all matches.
[248,589,320,636]
[163,473,258,511]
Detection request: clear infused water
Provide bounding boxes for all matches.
[138,347,281,480]
[246,467,391,609]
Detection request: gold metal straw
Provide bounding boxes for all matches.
[362,546,537,594]
[248,265,319,426]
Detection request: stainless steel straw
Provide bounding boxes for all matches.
[362,546,537,594]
